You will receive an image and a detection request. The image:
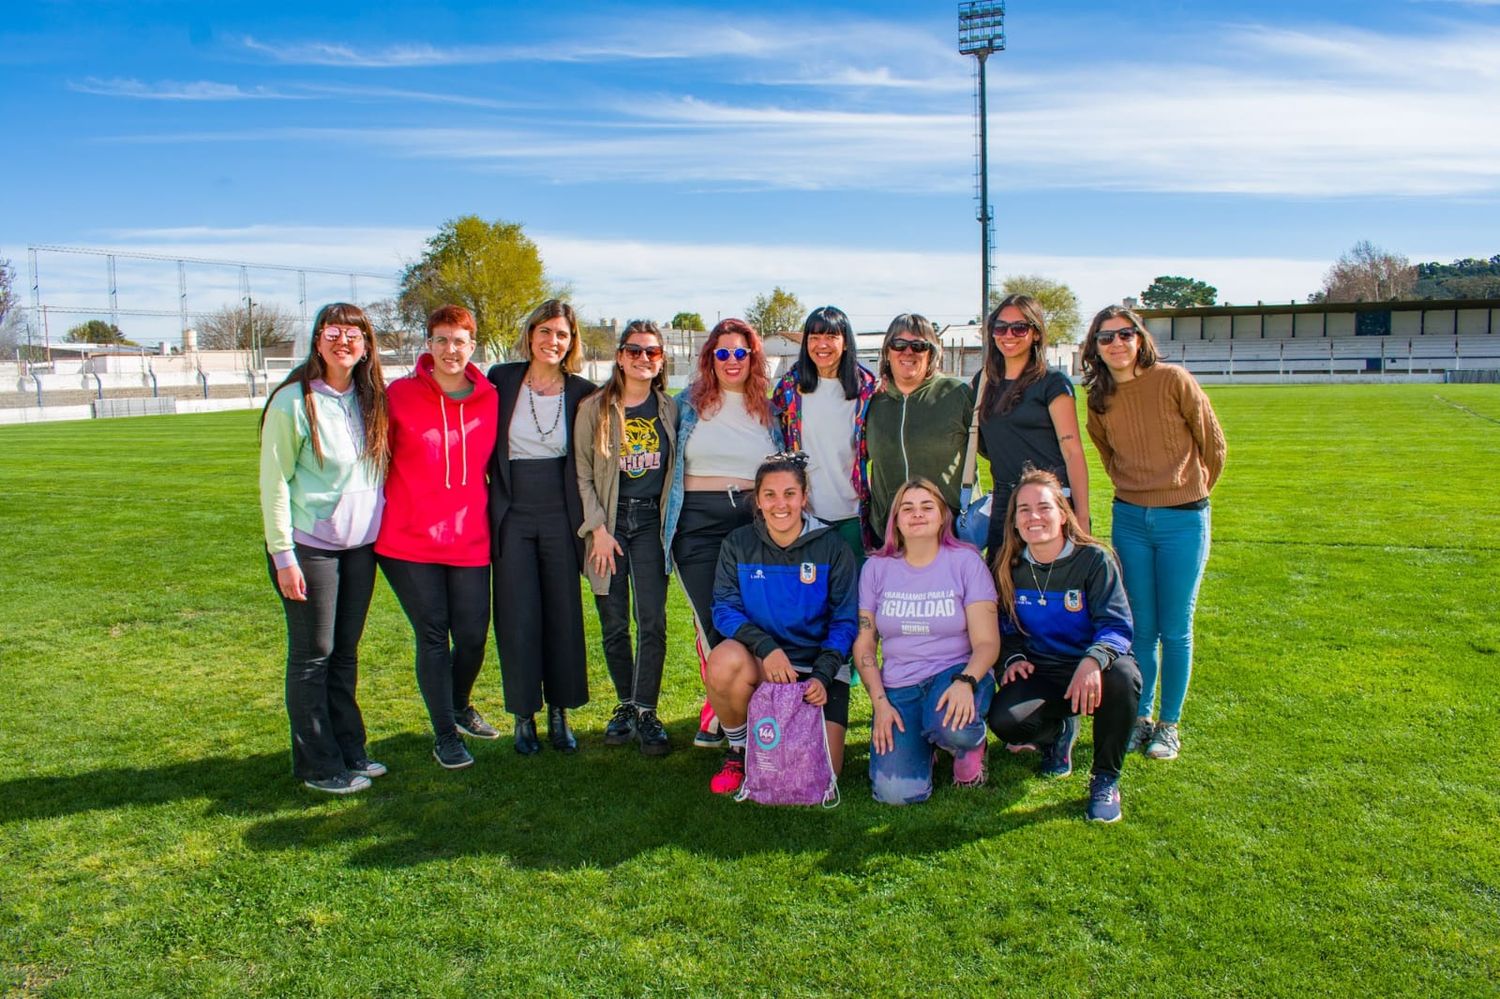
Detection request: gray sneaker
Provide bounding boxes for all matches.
[455,705,501,740]
[348,758,388,778]
[1126,717,1155,755]
[433,732,475,770]
[303,772,371,795]
[1145,722,1180,761]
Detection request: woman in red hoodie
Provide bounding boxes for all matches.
[375,305,500,770]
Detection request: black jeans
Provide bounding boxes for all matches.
[269,543,377,781]
[378,556,491,737]
[595,497,669,710]
[986,656,1143,778]
[670,489,754,648]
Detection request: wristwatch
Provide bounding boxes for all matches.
[952,673,979,691]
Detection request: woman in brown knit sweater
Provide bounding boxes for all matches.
[1081,305,1226,762]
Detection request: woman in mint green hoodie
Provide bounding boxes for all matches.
[259,303,390,795]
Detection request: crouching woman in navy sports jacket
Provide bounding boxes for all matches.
[703,452,859,796]
[988,468,1142,823]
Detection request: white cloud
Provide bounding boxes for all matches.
[69,77,301,101]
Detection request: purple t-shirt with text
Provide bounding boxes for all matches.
[858,544,997,689]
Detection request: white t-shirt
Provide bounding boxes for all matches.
[683,391,775,478]
[509,383,568,459]
[800,377,860,520]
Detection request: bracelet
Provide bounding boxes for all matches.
[951,673,979,691]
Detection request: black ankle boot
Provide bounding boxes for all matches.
[547,705,577,753]
[513,714,541,756]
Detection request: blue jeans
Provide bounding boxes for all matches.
[869,663,995,805]
[1111,499,1211,724]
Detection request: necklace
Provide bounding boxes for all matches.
[1027,553,1057,606]
[525,375,564,438]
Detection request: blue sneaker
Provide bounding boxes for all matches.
[1086,773,1122,822]
[1040,716,1078,778]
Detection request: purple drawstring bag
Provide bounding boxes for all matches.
[737,679,839,808]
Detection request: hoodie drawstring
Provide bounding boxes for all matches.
[458,401,468,487]
[439,394,452,489]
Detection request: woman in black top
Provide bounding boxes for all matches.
[488,299,596,755]
[974,294,1090,554]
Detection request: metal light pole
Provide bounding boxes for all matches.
[959,2,1006,325]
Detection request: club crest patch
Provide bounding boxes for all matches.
[754,716,782,751]
[1064,589,1083,612]
[800,562,817,584]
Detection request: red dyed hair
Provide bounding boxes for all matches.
[426,304,476,335]
[687,317,771,425]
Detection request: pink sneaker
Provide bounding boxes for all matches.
[709,750,745,795]
[952,741,988,788]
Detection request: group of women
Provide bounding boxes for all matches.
[258,295,1225,822]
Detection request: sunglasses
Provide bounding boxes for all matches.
[1094,328,1139,345]
[320,325,364,343]
[621,344,663,360]
[888,338,934,354]
[991,322,1034,339]
[713,347,749,362]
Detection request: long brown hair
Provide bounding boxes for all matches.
[993,468,1106,630]
[1080,304,1159,415]
[686,318,772,424]
[259,302,389,473]
[981,294,1048,419]
[590,320,667,458]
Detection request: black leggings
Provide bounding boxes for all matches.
[670,489,754,648]
[986,656,1142,778]
[378,556,491,737]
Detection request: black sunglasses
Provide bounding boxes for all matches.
[990,321,1034,338]
[888,338,935,354]
[1094,328,1139,345]
[620,344,663,360]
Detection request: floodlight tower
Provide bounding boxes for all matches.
[958,2,1005,326]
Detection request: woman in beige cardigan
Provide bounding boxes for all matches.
[575,321,678,756]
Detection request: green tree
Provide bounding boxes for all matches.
[1316,240,1416,303]
[1414,255,1500,299]
[670,311,705,331]
[195,303,296,350]
[990,275,1082,344]
[1140,275,1218,309]
[745,287,804,337]
[65,319,136,346]
[398,215,554,353]
[579,318,618,360]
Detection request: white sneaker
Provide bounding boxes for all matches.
[1145,722,1180,761]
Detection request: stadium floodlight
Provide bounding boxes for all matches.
[958,2,1005,325]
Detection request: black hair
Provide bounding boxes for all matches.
[753,450,811,496]
[795,305,861,400]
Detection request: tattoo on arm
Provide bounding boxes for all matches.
[1058,433,1076,443]
[858,617,874,632]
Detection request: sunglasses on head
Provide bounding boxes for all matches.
[713,347,749,362]
[888,337,934,354]
[1094,327,1139,345]
[621,344,663,360]
[991,321,1034,339]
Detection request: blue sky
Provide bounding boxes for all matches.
[5,0,1499,342]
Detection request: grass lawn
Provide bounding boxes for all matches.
[1,384,1497,997]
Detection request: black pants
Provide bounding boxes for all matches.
[269,543,376,781]
[986,656,1142,778]
[494,459,589,717]
[595,497,668,710]
[379,556,491,737]
[670,489,754,649]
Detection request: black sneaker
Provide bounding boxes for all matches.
[433,732,475,770]
[635,709,671,757]
[1040,715,1079,778]
[603,702,636,746]
[455,705,501,740]
[303,771,371,795]
[348,758,388,778]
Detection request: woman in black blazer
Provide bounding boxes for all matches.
[488,299,596,755]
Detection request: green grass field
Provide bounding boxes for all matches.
[2,384,1497,997]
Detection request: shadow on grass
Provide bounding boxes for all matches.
[1,721,1105,872]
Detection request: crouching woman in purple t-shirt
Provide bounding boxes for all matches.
[854,477,1001,804]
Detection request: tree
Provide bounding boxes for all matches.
[366,297,423,355]
[1140,275,1218,309]
[990,275,1082,344]
[745,287,804,337]
[670,311,705,332]
[65,319,136,346]
[398,215,554,353]
[1414,255,1500,300]
[579,318,618,360]
[195,303,296,350]
[0,258,21,355]
[1316,240,1416,303]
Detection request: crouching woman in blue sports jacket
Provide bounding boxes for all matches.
[703,452,859,796]
[988,468,1142,823]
